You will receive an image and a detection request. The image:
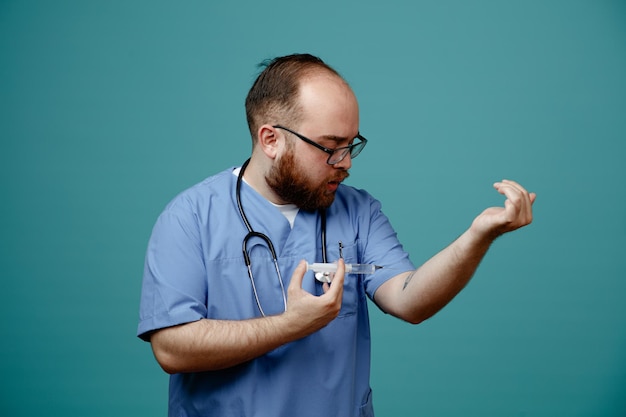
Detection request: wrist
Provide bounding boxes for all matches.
[464,222,498,251]
[468,216,504,244]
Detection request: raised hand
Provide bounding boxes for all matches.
[471,179,536,240]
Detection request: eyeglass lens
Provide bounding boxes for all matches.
[328,140,366,164]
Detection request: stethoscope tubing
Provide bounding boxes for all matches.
[235,159,327,316]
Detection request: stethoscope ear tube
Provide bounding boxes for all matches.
[236,158,253,234]
[320,208,327,263]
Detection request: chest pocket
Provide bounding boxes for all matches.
[336,240,363,318]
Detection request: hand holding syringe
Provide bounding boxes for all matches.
[307,262,383,283]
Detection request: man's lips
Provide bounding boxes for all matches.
[327,182,339,191]
[327,172,349,190]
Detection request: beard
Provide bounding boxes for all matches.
[266,148,349,212]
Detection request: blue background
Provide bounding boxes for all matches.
[1,1,625,415]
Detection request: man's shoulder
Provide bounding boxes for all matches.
[335,183,376,205]
[165,167,236,211]
[328,184,383,219]
[194,166,236,191]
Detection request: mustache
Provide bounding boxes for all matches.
[331,171,350,183]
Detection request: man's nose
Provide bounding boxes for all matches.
[333,152,352,170]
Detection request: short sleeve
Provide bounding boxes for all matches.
[137,196,208,341]
[360,197,415,299]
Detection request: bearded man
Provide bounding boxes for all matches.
[138,53,535,417]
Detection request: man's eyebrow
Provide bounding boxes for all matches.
[318,134,350,144]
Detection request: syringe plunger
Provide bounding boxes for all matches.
[306,262,382,275]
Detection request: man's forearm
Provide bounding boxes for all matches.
[375,228,493,324]
[150,314,302,374]
[150,260,346,374]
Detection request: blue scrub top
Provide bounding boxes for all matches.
[138,167,415,417]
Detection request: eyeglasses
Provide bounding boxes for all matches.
[273,125,368,165]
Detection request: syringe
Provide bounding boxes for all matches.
[306,262,383,275]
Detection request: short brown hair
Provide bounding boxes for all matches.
[245,53,341,143]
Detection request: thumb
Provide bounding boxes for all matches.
[289,260,307,290]
[328,258,345,291]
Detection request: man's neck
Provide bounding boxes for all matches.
[234,161,299,228]
[240,157,286,206]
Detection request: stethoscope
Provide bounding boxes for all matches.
[236,158,328,316]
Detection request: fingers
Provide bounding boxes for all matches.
[286,259,344,320]
[288,259,345,296]
[493,179,535,228]
[494,179,533,200]
[320,259,344,317]
[283,259,345,336]
[326,259,345,295]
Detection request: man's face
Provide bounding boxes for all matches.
[266,73,360,211]
[266,141,349,211]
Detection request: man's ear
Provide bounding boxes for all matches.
[257,125,280,159]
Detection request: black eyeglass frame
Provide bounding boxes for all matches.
[273,125,368,165]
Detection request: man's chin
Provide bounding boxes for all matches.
[298,194,335,212]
